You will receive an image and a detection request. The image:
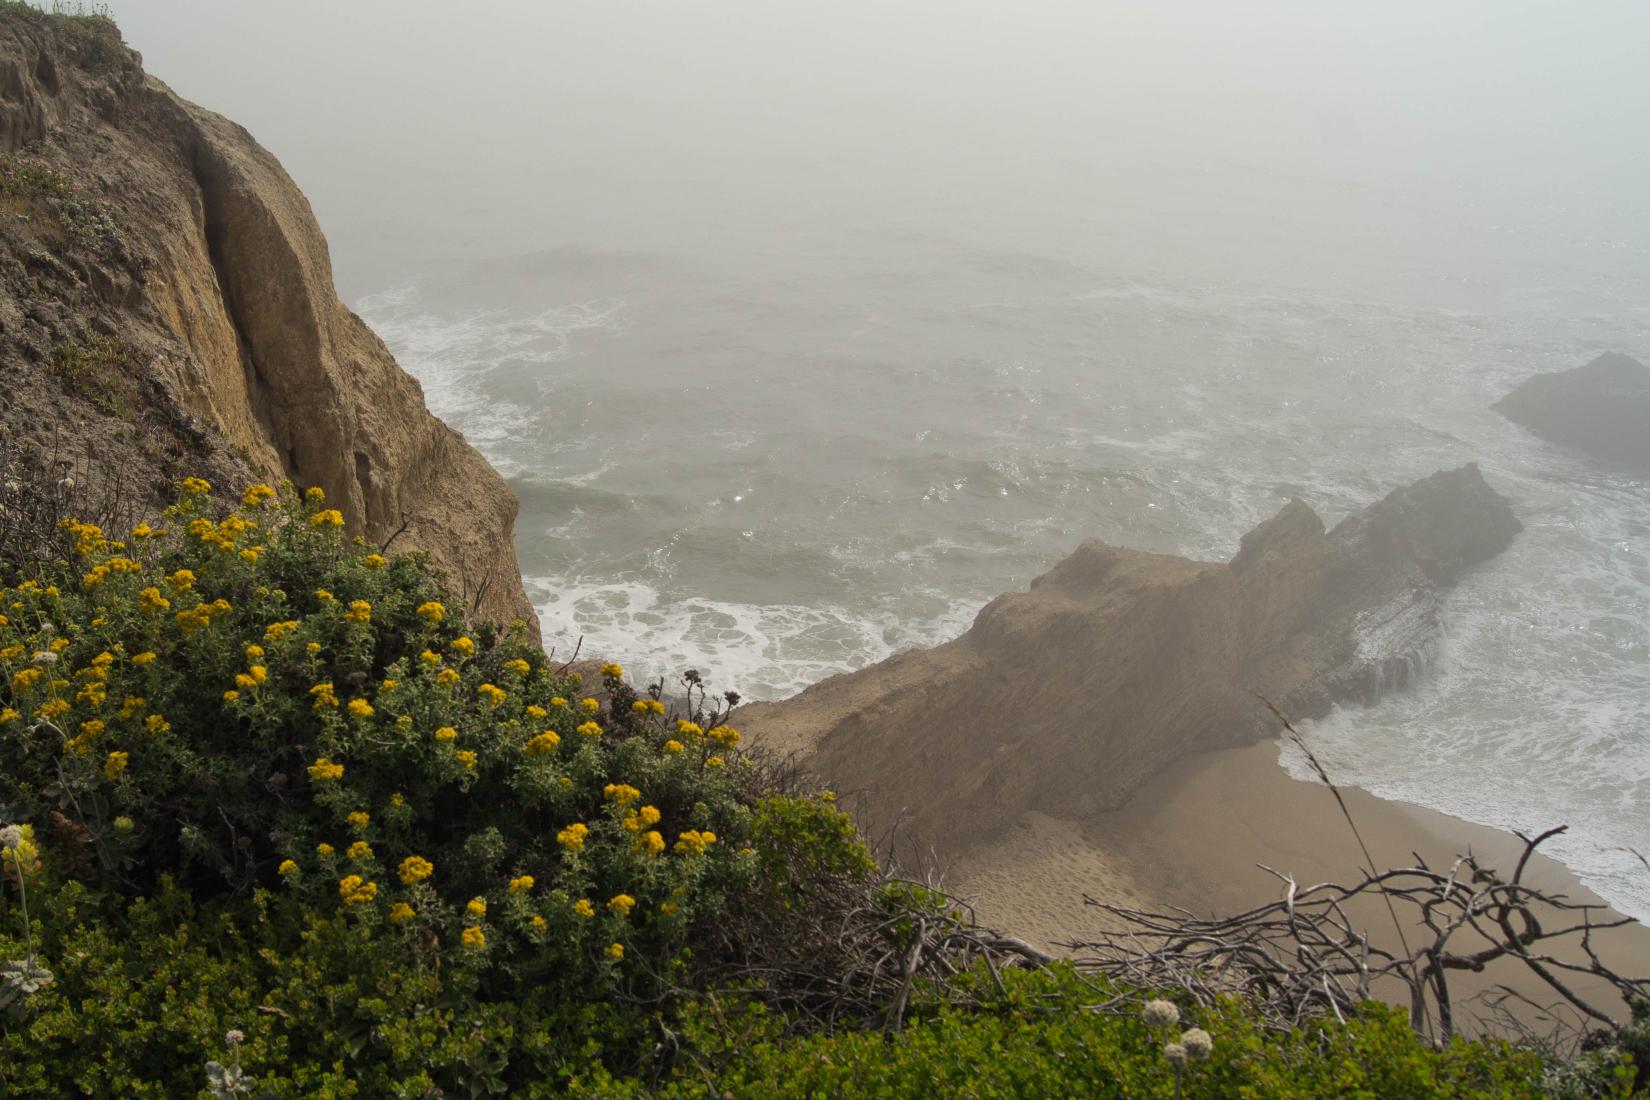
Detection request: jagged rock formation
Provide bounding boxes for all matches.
[740,465,1520,858]
[1494,352,1650,468]
[0,10,535,630]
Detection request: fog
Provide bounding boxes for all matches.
[121,0,1649,302]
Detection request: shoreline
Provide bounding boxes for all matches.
[949,739,1650,1033]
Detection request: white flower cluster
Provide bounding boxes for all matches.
[1141,998,1180,1029]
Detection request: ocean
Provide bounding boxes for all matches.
[355,217,1650,921]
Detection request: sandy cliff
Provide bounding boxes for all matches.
[741,465,1520,859]
[0,12,534,630]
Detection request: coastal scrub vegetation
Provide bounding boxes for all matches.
[0,480,1641,1095]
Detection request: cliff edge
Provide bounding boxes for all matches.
[740,465,1520,859]
[0,10,535,631]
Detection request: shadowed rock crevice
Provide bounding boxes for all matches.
[741,464,1520,859]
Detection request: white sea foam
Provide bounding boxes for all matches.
[526,573,981,703]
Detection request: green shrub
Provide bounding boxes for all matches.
[0,479,762,1005]
[665,966,1580,1100]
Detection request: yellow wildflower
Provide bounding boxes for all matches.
[308,757,345,782]
[387,902,414,924]
[526,704,547,719]
[508,875,535,895]
[550,696,568,708]
[573,898,595,918]
[278,859,298,878]
[347,698,374,719]
[477,682,506,706]
[433,726,457,742]
[264,620,300,643]
[362,553,386,569]
[466,897,487,918]
[338,875,377,905]
[605,942,624,960]
[222,689,240,703]
[345,599,371,624]
[462,926,485,948]
[580,697,600,714]
[317,842,335,857]
[675,830,717,856]
[708,725,741,747]
[244,644,265,661]
[415,601,445,624]
[600,662,624,679]
[347,811,370,832]
[314,589,333,602]
[525,730,560,755]
[639,805,661,826]
[663,739,684,754]
[310,509,344,528]
[603,783,640,806]
[456,749,477,770]
[419,649,441,665]
[436,668,460,687]
[450,636,475,657]
[305,486,326,503]
[181,476,211,495]
[577,721,602,738]
[707,755,725,768]
[556,823,589,851]
[504,658,530,675]
[347,840,373,861]
[0,709,18,724]
[638,830,665,857]
[146,713,170,734]
[166,568,195,594]
[242,483,276,507]
[398,855,434,884]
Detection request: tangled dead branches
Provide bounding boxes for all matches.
[1065,826,1649,1049]
[0,428,144,577]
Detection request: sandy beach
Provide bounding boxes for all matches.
[948,740,1650,1036]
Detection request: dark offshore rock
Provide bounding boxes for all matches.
[740,465,1520,858]
[1494,352,1650,468]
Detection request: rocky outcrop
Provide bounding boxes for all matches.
[740,466,1520,858]
[0,11,535,631]
[1494,353,1650,468]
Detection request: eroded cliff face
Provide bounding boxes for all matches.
[0,12,535,631]
[740,465,1520,859]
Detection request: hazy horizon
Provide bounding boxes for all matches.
[120,1,1650,306]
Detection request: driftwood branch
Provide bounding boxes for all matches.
[1064,827,1648,1047]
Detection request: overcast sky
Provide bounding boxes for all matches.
[116,1,1650,300]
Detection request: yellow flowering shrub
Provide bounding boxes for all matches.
[0,479,795,1010]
